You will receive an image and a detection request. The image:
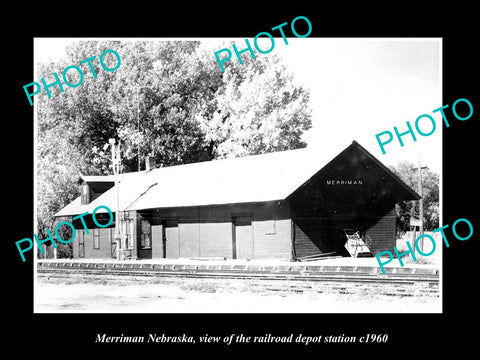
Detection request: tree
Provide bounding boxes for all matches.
[196,46,312,158]
[388,161,439,231]
[36,40,313,257]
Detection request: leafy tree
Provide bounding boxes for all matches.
[36,40,313,257]
[197,45,312,158]
[388,161,439,232]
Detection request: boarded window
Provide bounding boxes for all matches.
[141,220,151,248]
[265,220,276,235]
[93,228,100,249]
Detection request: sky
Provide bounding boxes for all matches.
[275,38,442,173]
[35,37,442,173]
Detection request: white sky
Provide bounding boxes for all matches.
[35,37,442,173]
[275,38,442,173]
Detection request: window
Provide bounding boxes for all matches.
[265,220,276,235]
[120,218,135,249]
[93,228,100,249]
[141,220,151,248]
[128,220,135,249]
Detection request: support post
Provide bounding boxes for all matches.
[290,219,297,261]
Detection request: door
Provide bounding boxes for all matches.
[151,225,164,258]
[164,220,179,258]
[137,220,153,259]
[233,216,253,259]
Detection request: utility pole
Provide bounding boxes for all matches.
[414,156,428,252]
[124,84,153,172]
[137,87,141,172]
[109,138,121,260]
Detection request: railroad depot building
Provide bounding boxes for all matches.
[54,141,420,261]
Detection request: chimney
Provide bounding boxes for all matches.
[145,156,156,171]
[80,183,91,205]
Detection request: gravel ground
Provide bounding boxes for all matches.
[34,275,441,313]
[35,250,441,313]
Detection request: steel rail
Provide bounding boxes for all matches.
[37,262,439,297]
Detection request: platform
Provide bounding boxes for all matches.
[36,257,440,276]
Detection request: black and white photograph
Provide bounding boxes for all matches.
[7,7,479,354]
[32,37,442,313]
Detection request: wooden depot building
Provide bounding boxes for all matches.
[54,141,420,261]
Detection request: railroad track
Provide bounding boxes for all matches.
[37,261,440,297]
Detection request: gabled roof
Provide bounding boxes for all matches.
[349,141,420,201]
[81,175,115,182]
[54,140,419,217]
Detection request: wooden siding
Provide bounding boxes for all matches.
[151,224,163,259]
[253,219,291,259]
[68,203,395,261]
[286,142,414,259]
[199,222,233,258]
[293,219,329,258]
[138,202,291,259]
[137,247,152,259]
[198,207,233,258]
[137,213,152,259]
[70,201,293,260]
[250,202,291,259]
[154,207,198,222]
[73,229,80,258]
[72,227,117,259]
[126,210,137,260]
[365,208,396,255]
[293,211,396,258]
[179,222,200,258]
[84,230,93,257]
[234,216,253,259]
[165,223,180,258]
[72,228,112,259]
